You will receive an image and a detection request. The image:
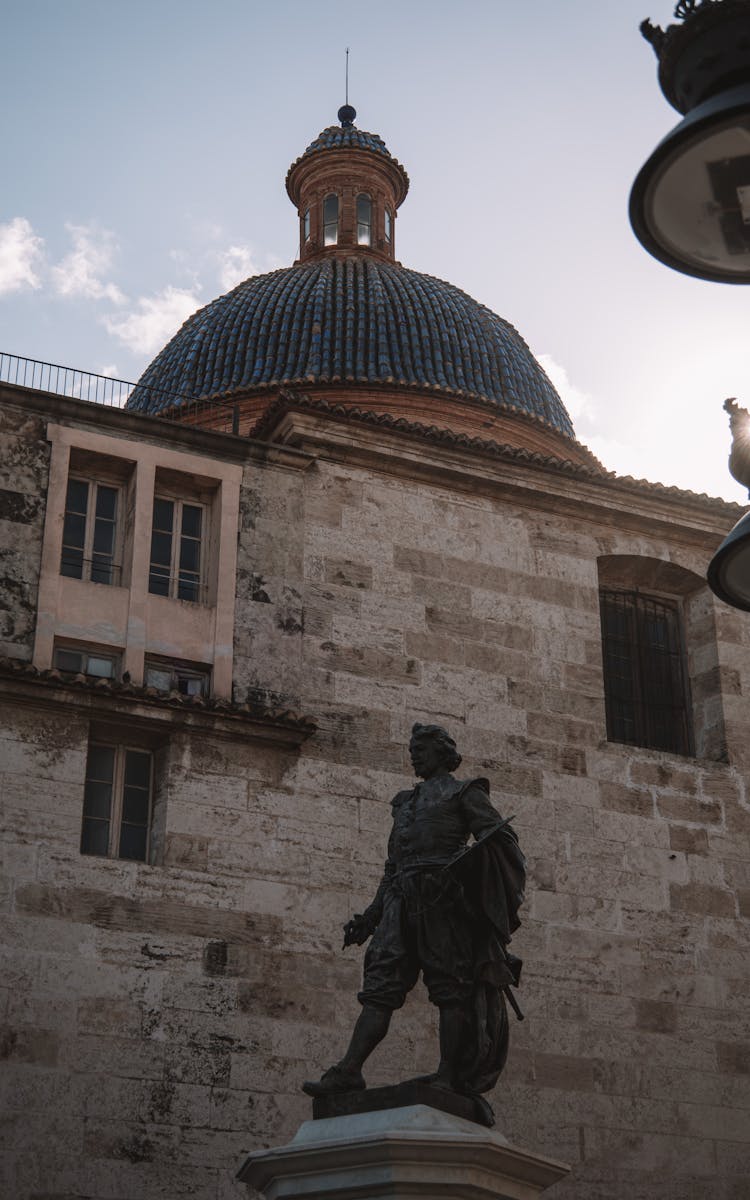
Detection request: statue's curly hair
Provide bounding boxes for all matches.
[410,723,462,772]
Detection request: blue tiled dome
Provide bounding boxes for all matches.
[300,125,397,161]
[128,257,574,438]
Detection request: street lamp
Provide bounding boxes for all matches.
[707,400,750,608]
[631,3,750,609]
[630,0,750,283]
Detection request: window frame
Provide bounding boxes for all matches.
[53,643,120,680]
[384,206,393,244]
[148,494,207,604]
[323,194,339,246]
[144,656,211,697]
[60,475,122,586]
[599,587,694,757]
[356,193,372,246]
[81,741,154,863]
[302,208,311,244]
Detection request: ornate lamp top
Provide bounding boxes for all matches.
[640,0,750,113]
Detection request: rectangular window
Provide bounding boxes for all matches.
[323,194,338,246]
[600,589,693,756]
[81,743,152,862]
[61,477,120,585]
[149,497,204,602]
[144,657,210,697]
[357,194,372,246]
[54,645,119,679]
[384,208,392,244]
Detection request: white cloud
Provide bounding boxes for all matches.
[219,244,260,291]
[536,352,597,423]
[103,286,201,354]
[52,223,125,303]
[0,217,44,294]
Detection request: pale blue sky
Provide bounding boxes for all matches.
[1,0,748,502]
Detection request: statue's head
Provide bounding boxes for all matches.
[409,723,462,779]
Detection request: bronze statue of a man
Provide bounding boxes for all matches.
[304,723,526,1116]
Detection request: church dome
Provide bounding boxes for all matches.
[128,256,574,438]
[128,107,587,461]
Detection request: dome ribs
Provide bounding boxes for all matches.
[255,270,289,384]
[235,274,267,390]
[369,263,390,382]
[377,267,408,385]
[405,272,441,387]
[331,258,346,380]
[393,270,425,385]
[355,260,369,376]
[307,259,330,380]
[433,280,472,395]
[284,263,318,380]
[127,256,577,441]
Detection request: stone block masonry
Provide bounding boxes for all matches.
[1,390,749,1199]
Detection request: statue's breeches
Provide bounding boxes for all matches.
[358,870,474,1010]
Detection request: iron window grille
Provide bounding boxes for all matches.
[148,496,205,603]
[81,743,153,862]
[599,589,693,757]
[60,477,121,585]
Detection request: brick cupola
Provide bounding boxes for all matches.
[285,106,410,263]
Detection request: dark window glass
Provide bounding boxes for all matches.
[81,744,151,863]
[67,479,89,513]
[56,649,83,673]
[124,749,151,791]
[357,194,372,246]
[149,498,175,596]
[119,824,148,862]
[86,744,116,787]
[153,498,174,532]
[149,498,203,602]
[81,818,110,857]
[150,531,172,568]
[177,576,200,602]
[323,194,338,246]
[61,479,119,585]
[600,590,692,756]
[81,744,115,855]
[181,504,202,540]
[61,480,88,579]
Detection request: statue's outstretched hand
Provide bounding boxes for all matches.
[342,912,375,949]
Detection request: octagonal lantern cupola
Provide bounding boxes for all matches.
[286,105,410,263]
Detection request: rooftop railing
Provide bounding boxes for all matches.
[0,351,242,434]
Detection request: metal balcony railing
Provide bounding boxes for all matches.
[0,351,243,434]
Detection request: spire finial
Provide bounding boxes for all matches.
[338,47,356,127]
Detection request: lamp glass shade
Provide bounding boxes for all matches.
[630,84,750,283]
[707,509,750,610]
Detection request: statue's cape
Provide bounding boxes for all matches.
[447,790,527,1096]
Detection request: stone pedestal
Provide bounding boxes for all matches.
[238,1103,570,1199]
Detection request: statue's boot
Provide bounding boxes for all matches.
[302,1004,391,1097]
[428,1004,466,1092]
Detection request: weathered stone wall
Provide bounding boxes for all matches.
[0,397,49,660]
[2,411,749,1200]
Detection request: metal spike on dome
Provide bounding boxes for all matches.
[339,46,356,127]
